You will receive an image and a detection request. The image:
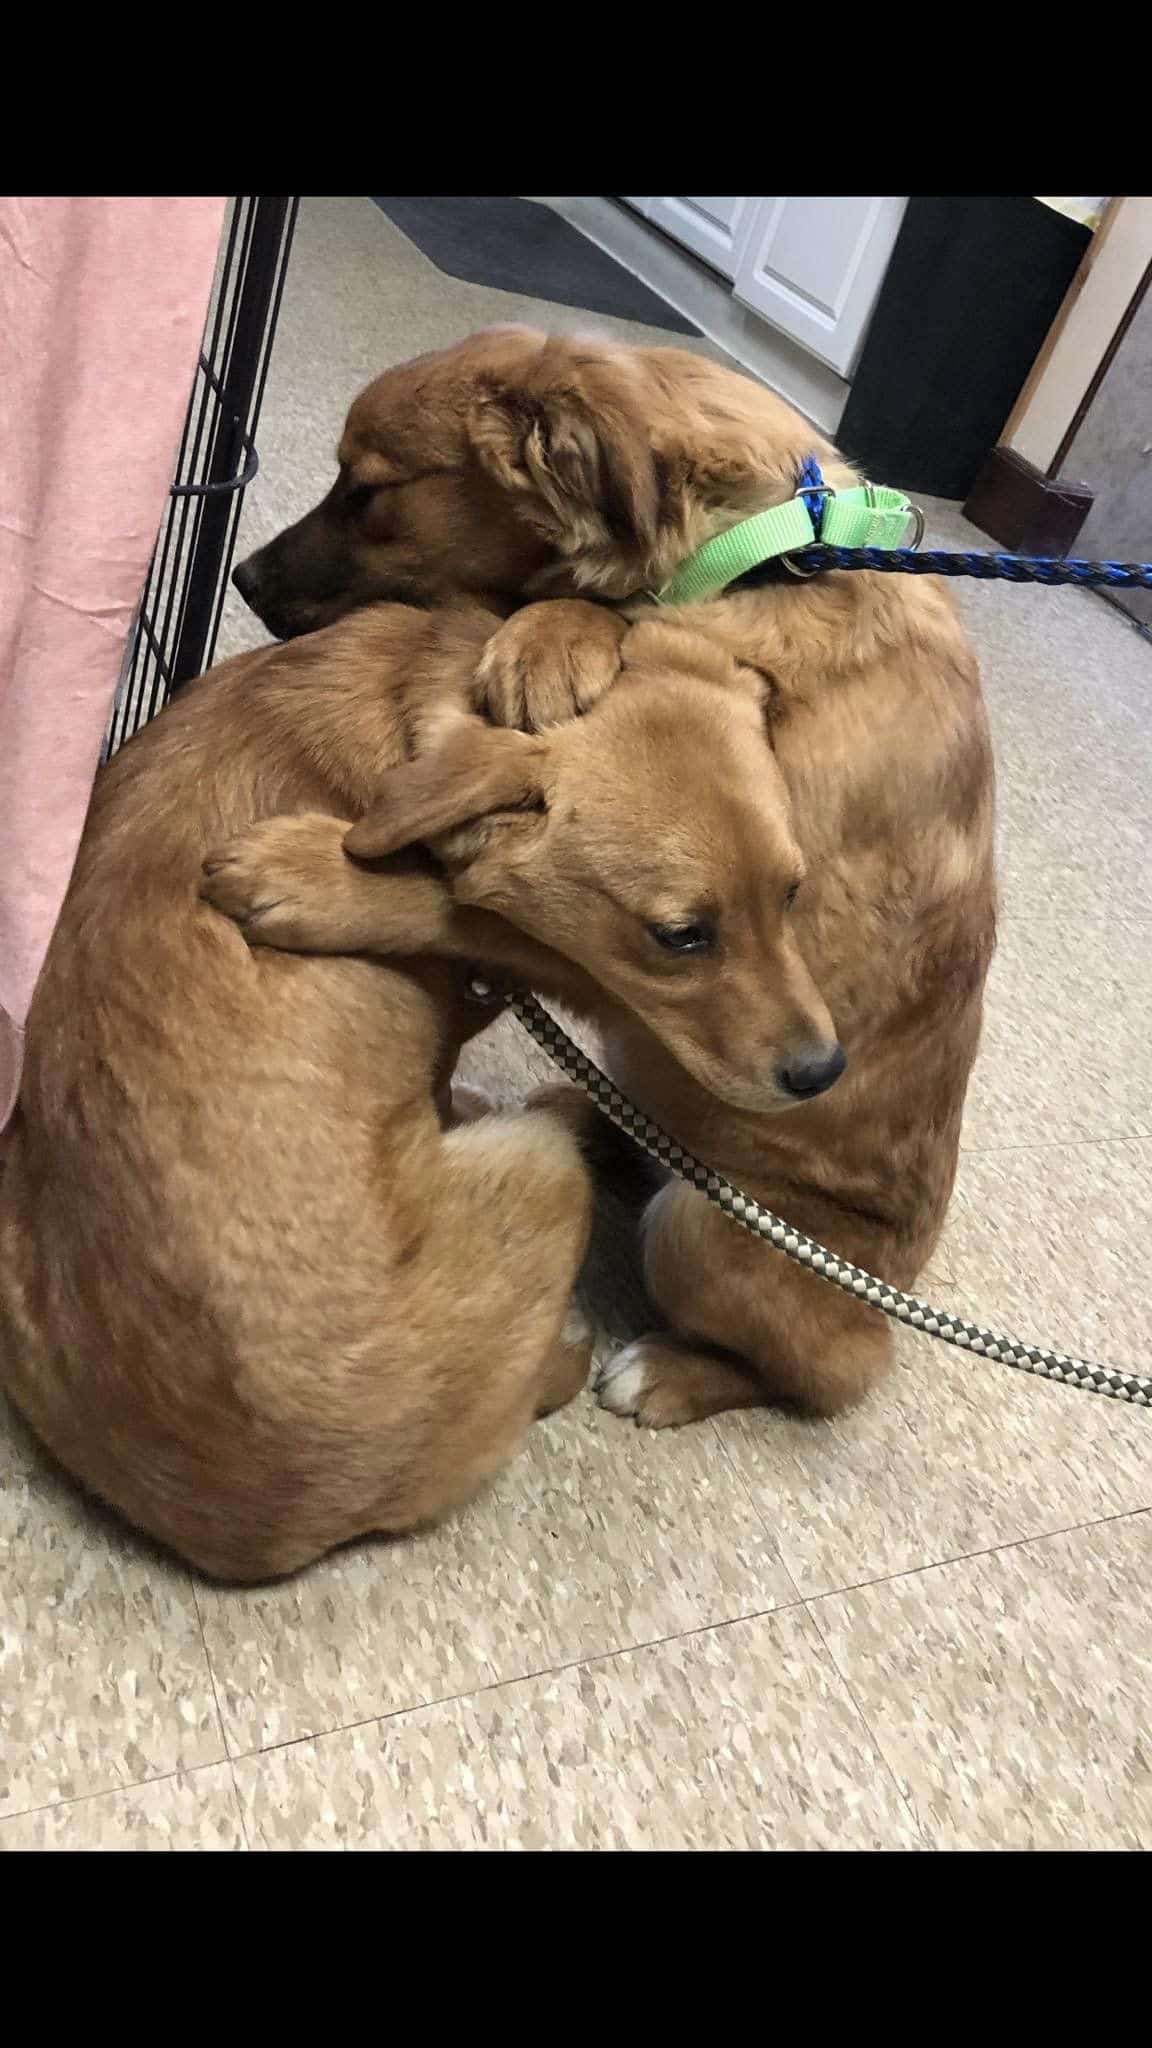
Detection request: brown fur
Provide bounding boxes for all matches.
[231,329,997,1428]
[0,605,822,1577]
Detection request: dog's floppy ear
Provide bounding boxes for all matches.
[344,725,546,863]
[469,349,663,570]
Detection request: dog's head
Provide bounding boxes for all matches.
[344,622,843,1114]
[233,328,847,638]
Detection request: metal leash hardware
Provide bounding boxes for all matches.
[476,981,1152,1410]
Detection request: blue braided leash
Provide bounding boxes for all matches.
[789,456,1152,588]
[797,547,1152,587]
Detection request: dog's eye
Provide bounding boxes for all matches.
[647,920,715,955]
[345,483,380,516]
[783,880,801,911]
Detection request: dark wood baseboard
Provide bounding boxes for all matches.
[963,445,1094,556]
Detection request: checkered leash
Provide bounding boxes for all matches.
[490,986,1152,1410]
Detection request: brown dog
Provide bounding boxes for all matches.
[0,604,818,1578]
[230,328,997,1427]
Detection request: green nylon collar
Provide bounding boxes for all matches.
[655,483,918,606]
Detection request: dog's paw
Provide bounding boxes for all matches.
[200,814,350,948]
[596,1337,760,1429]
[596,1343,656,1417]
[596,1338,699,1429]
[474,602,626,732]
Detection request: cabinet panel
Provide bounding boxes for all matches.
[645,196,758,280]
[733,197,908,375]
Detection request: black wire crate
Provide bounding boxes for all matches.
[104,196,298,758]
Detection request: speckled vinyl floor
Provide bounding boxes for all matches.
[3,199,1151,1851]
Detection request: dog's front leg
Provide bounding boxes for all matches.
[201,814,457,956]
[200,812,576,995]
[473,601,627,731]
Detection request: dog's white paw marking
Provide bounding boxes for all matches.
[595,1342,654,1416]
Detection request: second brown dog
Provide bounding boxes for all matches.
[0,604,816,1578]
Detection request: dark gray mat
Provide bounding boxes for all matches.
[372,196,699,336]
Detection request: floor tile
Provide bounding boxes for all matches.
[199,1395,793,1755]
[933,515,1152,926]
[1122,924,1152,1137]
[812,1512,1152,1849]
[233,1608,919,1850]
[715,1338,1152,1604]
[962,916,1152,1148]
[715,1136,1152,1597]
[0,1763,245,1853]
[0,1403,225,1820]
[940,1136,1152,1369]
[995,770,1150,925]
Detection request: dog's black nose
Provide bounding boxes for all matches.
[232,557,260,605]
[778,1043,847,1100]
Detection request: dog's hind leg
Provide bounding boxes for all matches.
[353,1103,596,1536]
[604,1179,895,1426]
[597,1334,766,1428]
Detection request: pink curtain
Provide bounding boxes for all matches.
[0,196,227,1133]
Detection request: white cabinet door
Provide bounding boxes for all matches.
[644,197,759,280]
[733,197,908,376]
